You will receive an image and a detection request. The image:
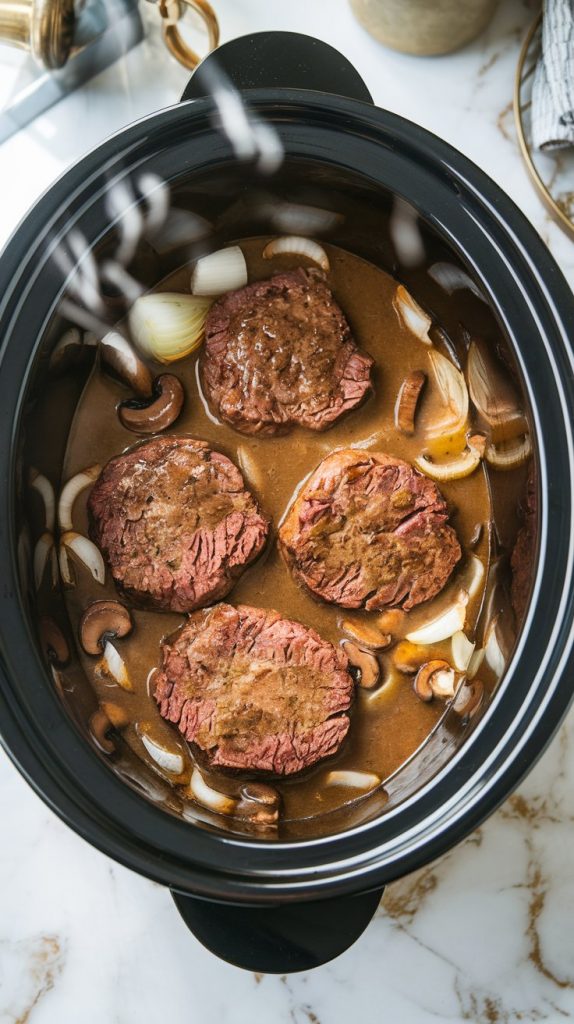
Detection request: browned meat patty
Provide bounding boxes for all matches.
[88,437,269,613]
[200,268,374,435]
[154,603,355,775]
[279,449,461,612]
[511,463,536,621]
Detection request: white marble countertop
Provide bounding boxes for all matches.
[2,0,574,1020]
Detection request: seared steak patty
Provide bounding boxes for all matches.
[200,268,374,435]
[279,449,461,611]
[154,602,354,775]
[88,437,269,612]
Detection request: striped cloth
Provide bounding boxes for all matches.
[532,0,574,150]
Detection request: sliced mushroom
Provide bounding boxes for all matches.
[237,782,281,826]
[341,618,391,650]
[392,640,426,674]
[342,641,380,689]
[452,678,484,720]
[395,370,426,435]
[414,660,458,702]
[39,616,70,666]
[100,702,130,729]
[89,709,115,754]
[79,600,133,655]
[118,373,184,433]
[100,330,153,398]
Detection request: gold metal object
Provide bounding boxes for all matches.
[0,0,74,68]
[158,0,218,70]
[514,12,574,242]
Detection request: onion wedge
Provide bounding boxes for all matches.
[451,631,475,672]
[406,591,469,645]
[324,770,381,790]
[425,350,469,440]
[98,640,133,691]
[393,284,432,344]
[262,236,329,272]
[415,434,485,482]
[191,245,248,296]
[58,465,101,532]
[129,293,212,364]
[29,468,55,533]
[467,340,526,441]
[59,531,105,586]
[189,768,236,815]
[33,532,54,591]
[141,732,184,775]
[467,647,485,679]
[485,435,532,471]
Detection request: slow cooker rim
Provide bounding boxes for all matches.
[1,91,574,901]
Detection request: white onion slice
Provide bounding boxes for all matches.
[58,464,101,532]
[451,631,475,671]
[189,768,237,815]
[29,468,55,533]
[484,621,506,679]
[406,592,469,645]
[485,435,532,471]
[99,640,132,691]
[129,293,212,363]
[425,350,469,439]
[141,732,184,775]
[262,236,329,272]
[191,246,248,296]
[428,262,485,300]
[60,531,105,585]
[324,770,381,790]
[393,284,432,344]
[467,647,485,679]
[33,532,54,590]
[463,554,486,599]
[415,435,485,482]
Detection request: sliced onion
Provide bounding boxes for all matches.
[428,262,485,300]
[58,464,101,532]
[98,640,132,691]
[191,245,248,296]
[462,554,486,599]
[129,293,212,364]
[262,236,329,272]
[189,767,237,815]
[141,731,184,775]
[467,341,526,440]
[484,620,507,679]
[485,435,532,471]
[60,531,105,585]
[236,445,264,492]
[34,532,54,590]
[29,468,55,533]
[425,350,469,439]
[451,631,475,671]
[406,591,469,645]
[324,770,381,790]
[467,647,485,679]
[415,434,485,482]
[393,284,432,344]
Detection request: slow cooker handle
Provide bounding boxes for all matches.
[171,885,384,972]
[180,30,374,104]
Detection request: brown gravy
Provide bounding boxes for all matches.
[61,239,519,826]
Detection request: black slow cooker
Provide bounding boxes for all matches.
[1,32,574,974]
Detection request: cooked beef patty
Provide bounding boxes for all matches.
[88,437,269,613]
[200,268,374,435]
[280,449,461,611]
[511,464,536,621]
[154,602,355,775]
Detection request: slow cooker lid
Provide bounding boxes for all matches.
[1,91,574,899]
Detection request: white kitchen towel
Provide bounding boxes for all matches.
[531,0,574,150]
